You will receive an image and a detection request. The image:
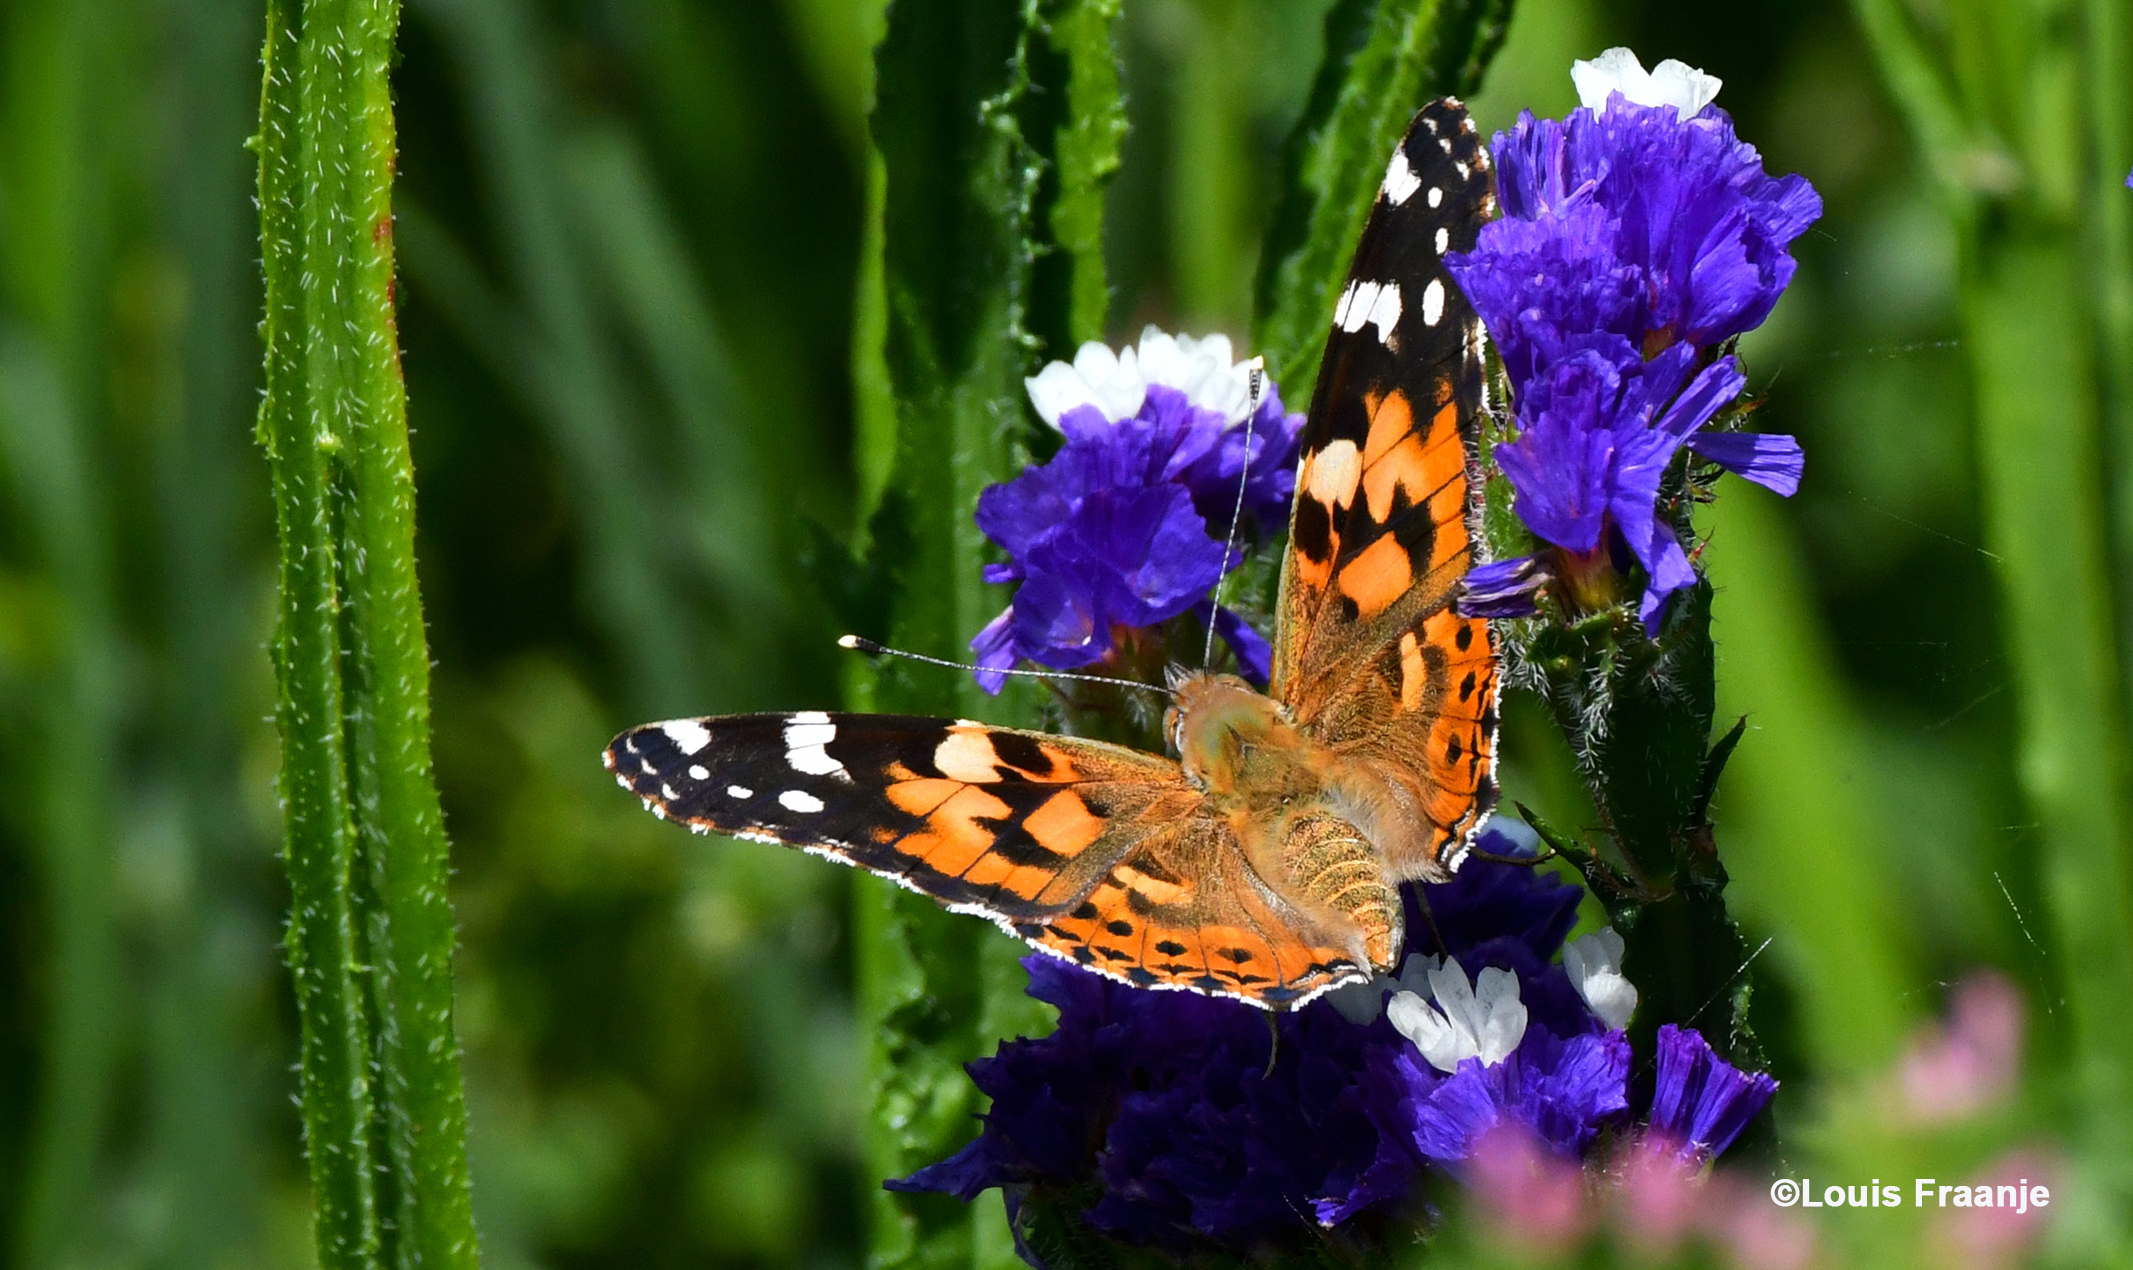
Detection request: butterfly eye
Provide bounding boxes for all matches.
[1163,705,1183,754]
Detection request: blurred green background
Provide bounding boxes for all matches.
[0,0,2118,1266]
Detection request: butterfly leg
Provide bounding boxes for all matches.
[1276,813,1403,971]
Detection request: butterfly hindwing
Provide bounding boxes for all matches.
[605,713,1370,1006]
[1273,98,1500,877]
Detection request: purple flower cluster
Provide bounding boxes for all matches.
[970,329,1303,693]
[1447,51,1820,632]
[891,835,1776,1256]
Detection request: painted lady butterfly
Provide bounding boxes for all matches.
[607,99,1499,1009]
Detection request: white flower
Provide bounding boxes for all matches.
[1571,47,1722,121]
[1386,956,1527,1073]
[1024,340,1148,427]
[1134,327,1258,423]
[1563,928,1638,1030]
[1022,326,1261,429]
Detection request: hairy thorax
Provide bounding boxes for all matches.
[1165,672,1416,968]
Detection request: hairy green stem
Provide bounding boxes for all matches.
[260,0,478,1265]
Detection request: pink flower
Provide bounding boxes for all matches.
[1606,1133,1702,1259]
[1901,972,2024,1123]
[1467,1123,1592,1257]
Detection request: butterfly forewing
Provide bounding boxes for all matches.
[1274,99,1501,876]
[606,713,1370,1006]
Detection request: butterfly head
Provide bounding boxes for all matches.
[1166,672,1307,799]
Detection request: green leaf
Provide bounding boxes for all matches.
[852,0,1105,1263]
[1030,0,1126,351]
[258,0,477,1265]
[1253,0,1515,400]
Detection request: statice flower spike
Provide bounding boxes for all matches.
[973,328,1304,692]
[1025,338,1147,426]
[1489,339,1746,631]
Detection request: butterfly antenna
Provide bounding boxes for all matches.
[839,635,1170,697]
[1203,358,1265,668]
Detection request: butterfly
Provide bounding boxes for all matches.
[607,99,1499,1009]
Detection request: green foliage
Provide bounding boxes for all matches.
[257,0,476,1264]
[1851,0,2133,1251]
[849,2,1125,1264]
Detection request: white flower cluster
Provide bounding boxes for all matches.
[1024,326,1262,428]
[1572,47,1722,121]
[1326,925,1639,1072]
[1387,956,1528,1073]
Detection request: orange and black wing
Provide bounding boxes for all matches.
[1271,99,1500,877]
[605,713,1371,1007]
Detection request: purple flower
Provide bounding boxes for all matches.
[972,328,1303,693]
[892,832,1637,1252]
[1648,1023,1777,1161]
[1454,65,1822,362]
[1444,50,1813,633]
[1490,339,1747,631]
[1391,1026,1632,1167]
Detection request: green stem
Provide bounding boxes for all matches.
[1964,233,2133,1232]
[261,0,478,1265]
[258,6,380,1263]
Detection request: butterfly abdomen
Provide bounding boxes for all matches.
[1277,812,1401,970]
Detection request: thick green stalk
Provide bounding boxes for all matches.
[1254,0,1513,399]
[258,6,379,1263]
[261,0,478,1266]
[1965,235,2133,1236]
[1040,0,1125,346]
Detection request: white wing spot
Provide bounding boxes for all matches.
[784,718,847,779]
[1427,187,1443,209]
[726,785,754,799]
[1422,278,1446,327]
[1439,136,1454,154]
[1454,160,1470,181]
[1339,281,1396,339]
[688,764,709,780]
[660,783,679,800]
[1332,279,1362,329]
[1382,148,1421,205]
[1305,440,1362,506]
[780,790,825,814]
[660,719,712,754]
[1436,227,1450,255]
[1364,281,1402,345]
